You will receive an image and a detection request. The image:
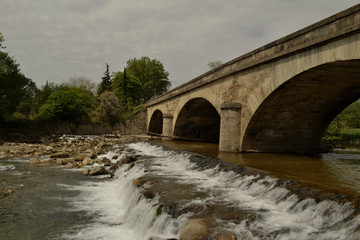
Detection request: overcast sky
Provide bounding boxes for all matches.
[1,0,359,89]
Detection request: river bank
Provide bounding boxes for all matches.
[1,136,360,239]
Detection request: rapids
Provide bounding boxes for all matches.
[1,141,360,239]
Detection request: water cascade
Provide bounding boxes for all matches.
[61,142,360,239]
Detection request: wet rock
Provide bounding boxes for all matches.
[127,162,135,171]
[215,233,237,240]
[56,159,64,165]
[121,156,138,164]
[89,166,108,176]
[179,219,209,240]
[102,157,112,166]
[74,154,88,161]
[141,189,155,199]
[64,163,75,169]
[133,179,144,188]
[62,158,74,164]
[51,152,70,158]
[82,168,90,175]
[82,157,93,165]
[45,146,54,153]
[29,158,40,165]
[112,155,118,159]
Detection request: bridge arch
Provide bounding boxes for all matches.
[242,60,360,154]
[148,109,163,135]
[173,97,220,142]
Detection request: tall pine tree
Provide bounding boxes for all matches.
[97,63,112,95]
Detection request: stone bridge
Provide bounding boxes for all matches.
[146,4,360,154]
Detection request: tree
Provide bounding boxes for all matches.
[112,70,142,107]
[0,33,37,121]
[97,63,113,95]
[125,57,171,101]
[91,91,120,127]
[37,87,94,124]
[208,60,223,69]
[64,76,96,94]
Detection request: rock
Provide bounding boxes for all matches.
[62,158,74,164]
[51,152,70,158]
[89,166,108,176]
[88,150,97,159]
[121,156,138,164]
[29,158,40,165]
[82,168,90,175]
[95,158,102,164]
[45,146,54,153]
[56,159,63,165]
[74,154,88,161]
[82,157,92,165]
[64,163,74,169]
[132,179,144,188]
[102,157,112,166]
[215,233,237,240]
[127,162,135,171]
[112,155,118,159]
[180,219,209,240]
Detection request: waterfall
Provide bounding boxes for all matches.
[62,142,360,240]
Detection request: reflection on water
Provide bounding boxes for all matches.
[156,140,360,196]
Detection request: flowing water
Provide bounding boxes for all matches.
[1,141,360,239]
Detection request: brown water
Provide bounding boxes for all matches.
[155,140,360,197]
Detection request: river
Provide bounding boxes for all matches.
[1,140,360,239]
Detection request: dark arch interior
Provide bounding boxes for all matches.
[242,60,360,154]
[148,110,163,135]
[174,98,220,143]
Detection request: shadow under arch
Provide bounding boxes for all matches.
[148,110,163,135]
[242,60,360,154]
[174,97,220,143]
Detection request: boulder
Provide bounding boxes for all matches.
[102,157,112,166]
[74,154,88,161]
[89,166,108,176]
[62,158,74,164]
[56,159,63,165]
[51,152,70,158]
[29,158,40,165]
[180,219,209,240]
[45,146,54,153]
[82,168,90,175]
[127,162,135,171]
[82,157,93,165]
[132,179,144,188]
[215,233,237,240]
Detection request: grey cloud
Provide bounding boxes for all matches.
[1,0,359,88]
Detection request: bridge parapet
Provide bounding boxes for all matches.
[147,4,360,107]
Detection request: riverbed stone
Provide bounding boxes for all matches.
[51,152,70,158]
[29,158,40,165]
[180,219,209,240]
[83,157,92,165]
[102,157,112,166]
[74,154,88,161]
[89,166,107,176]
[215,233,237,240]
[132,179,144,188]
[82,168,90,175]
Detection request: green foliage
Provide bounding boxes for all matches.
[64,76,97,94]
[97,63,113,95]
[0,41,37,121]
[112,71,142,106]
[91,91,120,126]
[37,87,94,124]
[125,56,170,101]
[325,100,360,143]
